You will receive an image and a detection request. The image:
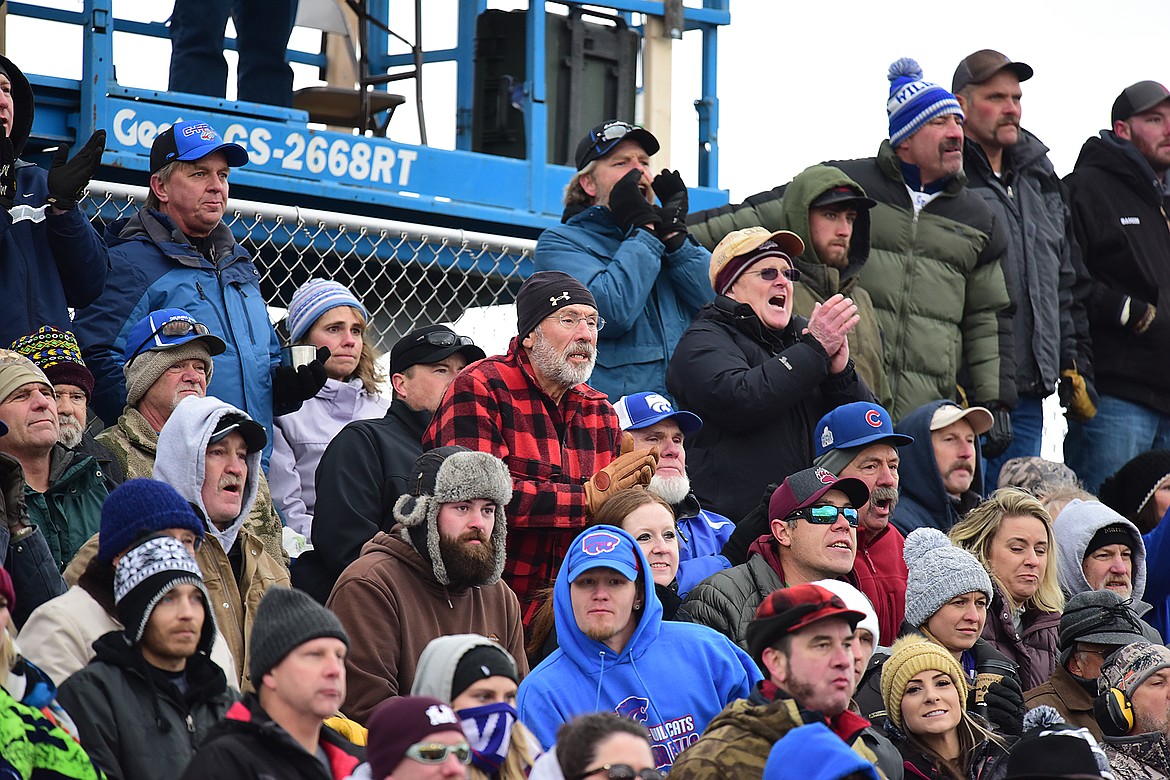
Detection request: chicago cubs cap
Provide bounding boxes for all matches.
[565,525,641,583]
[815,401,913,458]
[150,119,249,174]
[746,583,866,665]
[614,392,702,435]
[769,466,870,522]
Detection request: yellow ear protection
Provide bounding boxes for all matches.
[1094,686,1135,737]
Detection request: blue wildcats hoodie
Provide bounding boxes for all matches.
[516,525,760,771]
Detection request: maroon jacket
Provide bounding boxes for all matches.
[852,523,908,646]
[980,588,1060,690]
[424,337,621,621]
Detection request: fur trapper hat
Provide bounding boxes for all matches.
[393,447,513,586]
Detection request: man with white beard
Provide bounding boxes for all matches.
[10,326,124,483]
[425,270,659,624]
[614,391,732,596]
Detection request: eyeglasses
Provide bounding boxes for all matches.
[790,505,859,527]
[547,314,606,332]
[745,266,801,283]
[588,121,639,160]
[404,741,472,765]
[414,331,475,349]
[127,318,211,365]
[575,764,666,780]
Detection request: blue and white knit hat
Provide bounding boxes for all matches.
[114,535,214,650]
[286,278,369,343]
[887,57,964,148]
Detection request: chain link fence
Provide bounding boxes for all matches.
[83,182,536,354]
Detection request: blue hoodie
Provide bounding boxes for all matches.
[516,525,760,771]
[764,723,880,780]
[890,400,985,535]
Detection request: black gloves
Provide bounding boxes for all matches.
[0,134,16,211]
[980,675,1025,736]
[1059,362,1099,423]
[47,129,106,211]
[981,402,1013,460]
[652,169,689,252]
[608,168,660,233]
[273,346,330,416]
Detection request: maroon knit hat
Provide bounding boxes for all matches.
[0,566,15,617]
[367,696,466,777]
[9,326,95,398]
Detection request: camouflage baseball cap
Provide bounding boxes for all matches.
[1102,642,1170,697]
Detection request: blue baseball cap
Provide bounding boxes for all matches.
[123,308,227,365]
[150,120,249,174]
[614,392,702,435]
[565,526,642,583]
[814,401,913,458]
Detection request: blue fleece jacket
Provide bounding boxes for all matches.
[535,205,713,401]
[72,209,280,460]
[516,525,760,771]
[676,505,733,597]
[890,400,985,535]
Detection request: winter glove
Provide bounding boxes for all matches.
[273,346,330,416]
[585,432,659,516]
[981,402,1013,460]
[0,134,16,211]
[46,129,106,211]
[1059,362,1099,423]
[980,675,1025,736]
[652,169,689,252]
[608,168,661,234]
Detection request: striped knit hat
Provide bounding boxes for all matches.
[887,57,964,148]
[286,279,369,343]
[9,327,93,398]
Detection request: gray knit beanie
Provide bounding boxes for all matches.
[124,341,214,407]
[248,586,349,683]
[903,528,994,628]
[394,448,513,586]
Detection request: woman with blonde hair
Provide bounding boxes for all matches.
[948,488,1064,689]
[270,278,388,538]
[880,635,1010,779]
[412,633,543,780]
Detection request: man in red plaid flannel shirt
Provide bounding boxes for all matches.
[425,270,659,624]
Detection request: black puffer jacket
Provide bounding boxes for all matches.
[57,631,237,780]
[1064,131,1170,414]
[666,295,874,523]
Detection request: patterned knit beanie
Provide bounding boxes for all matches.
[880,635,969,731]
[98,478,206,563]
[286,278,369,343]
[887,57,964,148]
[1099,450,1170,520]
[114,535,214,650]
[9,326,94,398]
[903,528,993,628]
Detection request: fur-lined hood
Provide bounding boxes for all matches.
[392,448,513,586]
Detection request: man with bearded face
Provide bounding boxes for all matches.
[425,270,658,624]
[952,50,1096,488]
[326,447,529,724]
[10,325,124,483]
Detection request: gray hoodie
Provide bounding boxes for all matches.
[153,395,261,555]
[1054,498,1147,603]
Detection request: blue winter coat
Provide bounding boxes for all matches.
[890,399,985,535]
[674,495,733,597]
[535,206,713,401]
[72,209,280,456]
[516,525,760,772]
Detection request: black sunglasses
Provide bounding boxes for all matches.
[414,331,474,349]
[789,505,859,527]
[575,765,665,780]
[127,318,211,365]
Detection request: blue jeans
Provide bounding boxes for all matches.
[984,395,1045,490]
[1065,394,1170,495]
[169,0,299,107]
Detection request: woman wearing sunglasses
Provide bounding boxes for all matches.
[411,634,543,780]
[364,696,474,779]
[880,636,1011,780]
[270,278,388,539]
[666,225,873,526]
[555,712,663,780]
